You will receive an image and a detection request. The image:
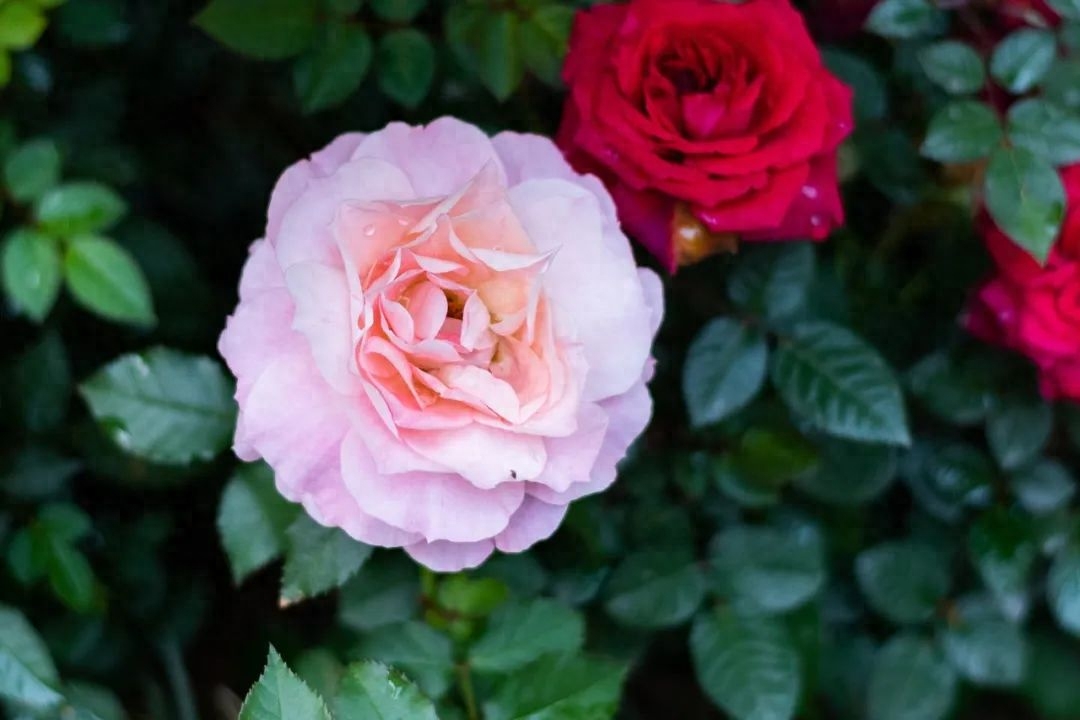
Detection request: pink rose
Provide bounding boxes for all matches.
[218,118,662,572]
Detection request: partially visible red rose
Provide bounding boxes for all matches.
[556,0,854,272]
[966,165,1080,400]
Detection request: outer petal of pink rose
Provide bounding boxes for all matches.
[238,240,286,301]
[639,268,664,336]
[284,262,363,395]
[237,350,351,497]
[274,158,414,270]
[267,133,366,241]
[350,118,507,198]
[405,539,495,572]
[219,287,298,404]
[401,424,547,489]
[340,431,526,542]
[528,379,652,504]
[508,179,654,401]
[492,130,620,223]
[494,496,568,552]
[535,403,609,492]
[297,465,422,548]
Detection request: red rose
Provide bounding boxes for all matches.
[966,165,1080,400]
[556,0,854,271]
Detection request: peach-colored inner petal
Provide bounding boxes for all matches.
[335,164,578,434]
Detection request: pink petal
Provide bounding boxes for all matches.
[340,431,525,542]
[405,539,494,572]
[494,496,568,552]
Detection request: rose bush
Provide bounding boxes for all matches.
[8,1,1080,719]
[219,119,661,571]
[557,0,854,271]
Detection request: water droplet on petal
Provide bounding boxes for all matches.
[810,215,824,228]
[802,185,818,199]
[398,218,410,226]
[363,225,376,237]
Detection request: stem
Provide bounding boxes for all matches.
[456,663,481,720]
[158,640,199,720]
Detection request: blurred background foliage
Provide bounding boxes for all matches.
[3,0,1080,719]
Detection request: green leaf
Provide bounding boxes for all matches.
[470,599,584,673]
[1024,632,1080,719]
[475,11,524,102]
[864,0,945,38]
[436,575,508,617]
[195,0,317,60]
[293,24,373,114]
[239,647,331,720]
[901,441,995,523]
[940,596,1027,687]
[1,228,61,322]
[519,5,573,87]
[795,437,897,505]
[79,347,236,465]
[334,661,437,720]
[868,635,956,720]
[683,319,768,428]
[64,235,155,326]
[64,681,128,720]
[969,509,1036,621]
[691,610,800,720]
[35,182,127,237]
[1010,458,1077,514]
[1050,0,1080,17]
[482,654,626,720]
[353,622,454,700]
[376,29,434,108]
[281,515,371,603]
[3,139,60,203]
[0,604,63,711]
[0,1,47,50]
[1007,99,1080,166]
[1,446,80,501]
[728,242,815,322]
[856,541,950,624]
[56,0,130,47]
[990,28,1056,94]
[1043,58,1080,108]
[218,462,299,583]
[10,332,69,439]
[475,553,548,598]
[984,145,1065,265]
[730,428,819,487]
[338,554,420,632]
[369,0,425,22]
[918,40,986,94]
[603,549,706,628]
[920,100,1002,162]
[823,50,889,121]
[708,524,825,615]
[19,504,99,613]
[771,321,910,446]
[906,342,1007,415]
[293,649,343,704]
[714,454,782,508]
[1048,542,1080,636]
[986,394,1052,471]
